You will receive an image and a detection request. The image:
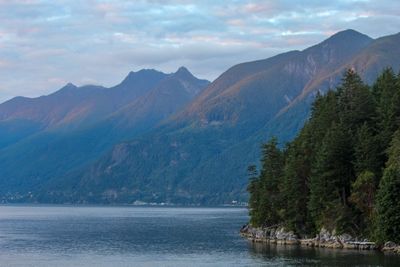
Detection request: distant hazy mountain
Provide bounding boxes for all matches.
[0,67,209,197]
[108,67,209,131]
[2,30,400,205]
[0,69,168,149]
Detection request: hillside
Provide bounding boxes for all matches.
[0,69,168,149]
[246,68,400,245]
[37,30,400,205]
[0,68,209,197]
[1,30,400,205]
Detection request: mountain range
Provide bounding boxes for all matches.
[1,29,399,204]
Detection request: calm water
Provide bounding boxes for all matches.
[0,206,399,266]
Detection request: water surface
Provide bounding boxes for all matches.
[0,205,398,266]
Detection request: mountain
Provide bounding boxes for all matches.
[2,30,400,205]
[36,29,400,205]
[0,67,209,197]
[177,29,372,127]
[0,69,168,128]
[0,69,168,149]
[107,66,209,132]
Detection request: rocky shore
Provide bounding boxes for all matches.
[240,224,400,254]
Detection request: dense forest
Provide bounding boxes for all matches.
[247,68,400,244]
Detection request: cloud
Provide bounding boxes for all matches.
[0,0,399,103]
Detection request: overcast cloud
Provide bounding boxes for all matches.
[0,0,399,103]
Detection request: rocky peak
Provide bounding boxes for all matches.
[326,29,372,43]
[174,66,195,81]
[61,82,77,90]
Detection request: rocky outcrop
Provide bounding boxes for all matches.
[382,241,400,254]
[240,225,378,251]
[240,224,299,245]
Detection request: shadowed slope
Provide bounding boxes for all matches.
[0,68,209,195]
[53,30,397,205]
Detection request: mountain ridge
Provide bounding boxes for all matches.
[0,67,209,195]
[1,30,400,204]
[45,29,400,205]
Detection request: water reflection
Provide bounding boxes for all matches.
[248,241,400,266]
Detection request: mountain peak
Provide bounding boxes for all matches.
[176,66,190,73]
[324,29,373,45]
[63,82,77,89]
[174,66,194,79]
[125,69,162,80]
[56,82,77,94]
[117,69,168,90]
[334,29,363,36]
[303,29,373,60]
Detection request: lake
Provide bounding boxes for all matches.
[0,205,399,266]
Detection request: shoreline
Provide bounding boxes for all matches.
[240,224,400,254]
[0,203,247,209]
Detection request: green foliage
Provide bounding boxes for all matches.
[375,130,400,244]
[386,129,400,169]
[375,166,400,244]
[353,123,381,177]
[280,131,313,234]
[373,68,400,150]
[350,171,376,218]
[338,69,375,132]
[247,165,261,226]
[349,170,377,236]
[257,138,284,226]
[309,122,353,231]
[247,69,400,243]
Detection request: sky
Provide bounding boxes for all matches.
[0,0,399,103]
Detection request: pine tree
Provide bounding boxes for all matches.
[375,130,400,244]
[372,68,400,170]
[257,138,284,226]
[375,168,400,244]
[353,123,381,177]
[373,68,399,143]
[244,69,400,242]
[349,170,376,236]
[308,122,353,231]
[281,133,312,234]
[338,69,375,134]
[308,90,339,148]
[247,165,262,226]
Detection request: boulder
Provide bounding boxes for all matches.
[382,241,400,253]
[384,241,397,248]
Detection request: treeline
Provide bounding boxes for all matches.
[247,68,400,244]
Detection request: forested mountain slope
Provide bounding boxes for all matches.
[247,68,400,245]
[0,68,209,197]
[42,30,400,205]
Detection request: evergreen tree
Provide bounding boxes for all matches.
[308,90,339,149]
[375,130,400,244]
[281,132,312,234]
[373,68,400,144]
[308,122,353,230]
[375,168,400,243]
[349,170,376,236]
[257,137,284,226]
[372,68,400,169]
[353,123,381,177]
[247,165,262,226]
[245,69,400,243]
[338,69,375,133]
